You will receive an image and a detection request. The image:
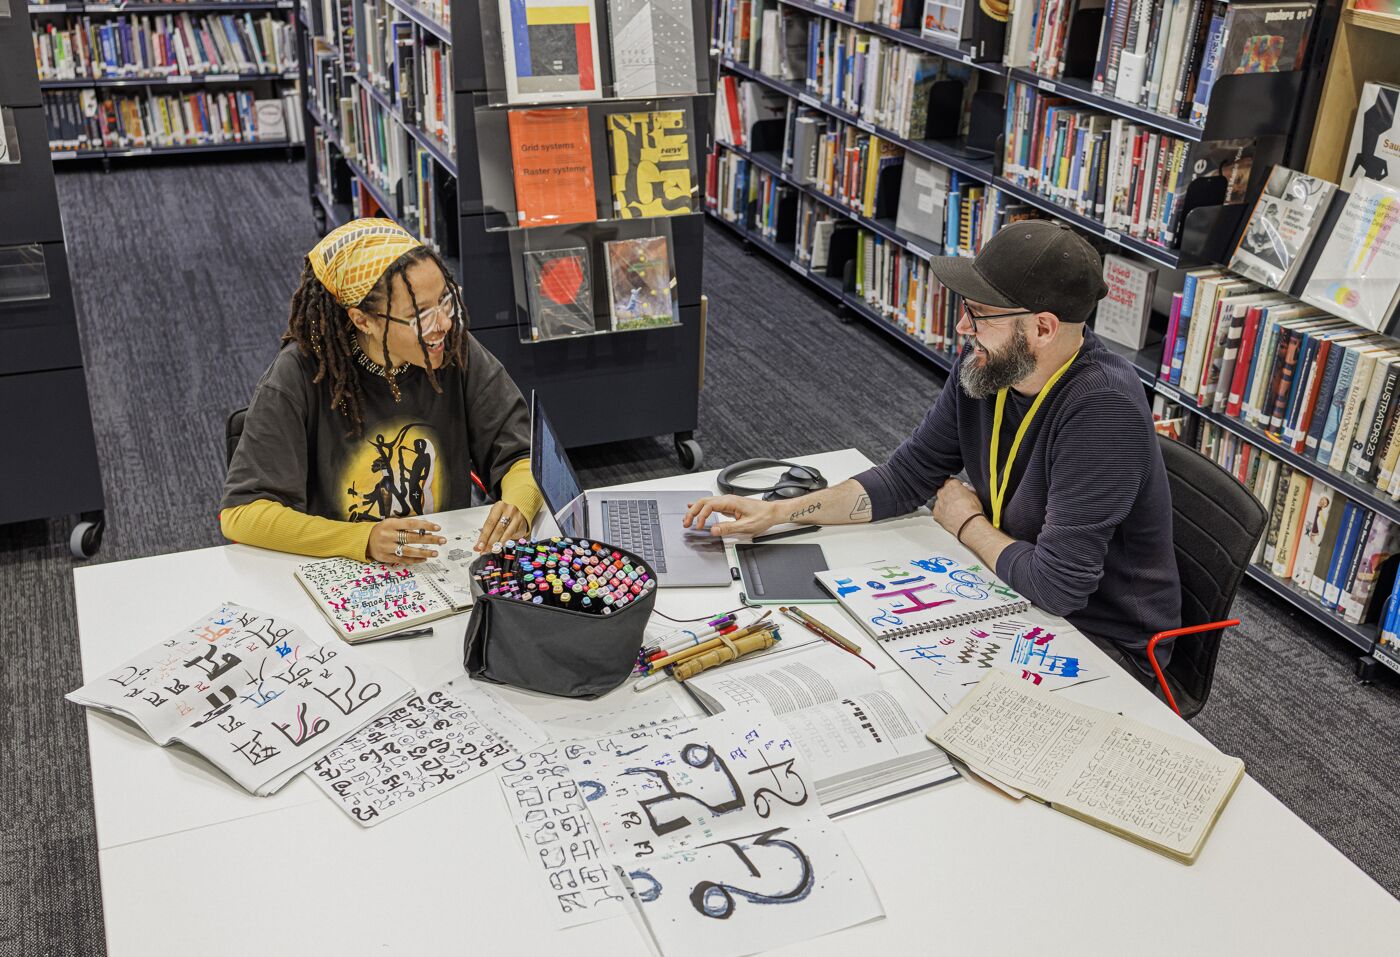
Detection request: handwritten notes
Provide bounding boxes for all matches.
[930,671,1246,863]
[295,558,453,641]
[816,556,1026,640]
[568,715,884,957]
[310,675,547,826]
[498,721,697,928]
[67,604,411,795]
[884,618,1099,712]
[416,509,487,608]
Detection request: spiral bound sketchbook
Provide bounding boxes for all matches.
[815,555,1029,641]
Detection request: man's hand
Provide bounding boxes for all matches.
[682,495,780,538]
[368,517,446,565]
[931,477,985,539]
[474,501,530,552]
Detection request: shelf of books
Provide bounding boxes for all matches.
[302,0,714,454]
[708,1,1400,664]
[28,0,305,157]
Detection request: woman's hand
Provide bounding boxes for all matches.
[368,517,446,565]
[474,501,530,552]
[682,495,780,538]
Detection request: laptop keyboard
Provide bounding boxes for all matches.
[601,499,667,573]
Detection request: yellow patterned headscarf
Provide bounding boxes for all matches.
[307,218,423,307]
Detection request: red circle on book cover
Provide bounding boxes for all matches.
[540,256,585,305]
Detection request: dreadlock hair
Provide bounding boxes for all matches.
[283,244,470,437]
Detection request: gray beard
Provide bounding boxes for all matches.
[959,326,1038,399]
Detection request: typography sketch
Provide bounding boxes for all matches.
[310,675,547,825]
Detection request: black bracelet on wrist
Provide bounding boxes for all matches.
[956,513,983,544]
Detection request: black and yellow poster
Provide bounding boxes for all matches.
[606,110,694,219]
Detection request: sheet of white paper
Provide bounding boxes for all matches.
[573,714,883,957]
[684,641,883,715]
[499,719,701,929]
[308,675,547,825]
[883,618,1101,712]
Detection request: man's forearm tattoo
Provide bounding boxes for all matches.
[790,502,821,523]
[850,494,871,520]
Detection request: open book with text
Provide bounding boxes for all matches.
[929,670,1245,864]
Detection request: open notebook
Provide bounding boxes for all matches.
[929,670,1245,864]
[816,553,1029,640]
[66,603,412,795]
[682,638,956,805]
[294,506,492,642]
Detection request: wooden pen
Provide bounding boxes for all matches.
[781,606,862,654]
[646,612,773,672]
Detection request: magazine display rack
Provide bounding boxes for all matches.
[300,0,714,468]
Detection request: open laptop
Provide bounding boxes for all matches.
[530,393,731,586]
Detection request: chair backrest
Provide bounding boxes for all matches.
[225,407,247,470]
[1158,435,1268,717]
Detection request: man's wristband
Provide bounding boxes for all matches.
[956,513,984,544]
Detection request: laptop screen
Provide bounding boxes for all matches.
[530,392,587,538]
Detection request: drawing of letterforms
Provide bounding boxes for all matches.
[625,743,746,837]
[271,657,312,686]
[273,701,332,747]
[183,644,242,681]
[108,665,151,689]
[217,714,245,735]
[247,617,296,649]
[687,827,815,919]
[903,644,949,664]
[569,838,603,863]
[911,556,957,574]
[315,665,383,715]
[944,569,991,601]
[190,686,238,726]
[869,607,904,628]
[830,576,860,597]
[886,581,958,614]
[305,645,338,666]
[232,729,281,767]
[540,845,567,869]
[163,677,190,696]
[549,868,580,891]
[746,756,810,817]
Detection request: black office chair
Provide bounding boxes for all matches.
[226,407,247,470]
[1147,435,1268,719]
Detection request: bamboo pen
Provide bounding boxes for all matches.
[779,607,876,669]
[646,613,773,672]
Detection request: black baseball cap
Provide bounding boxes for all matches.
[928,220,1108,325]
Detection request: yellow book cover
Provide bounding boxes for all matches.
[607,110,694,219]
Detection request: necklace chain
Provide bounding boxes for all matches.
[351,337,409,377]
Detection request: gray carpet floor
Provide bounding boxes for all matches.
[1,156,1396,956]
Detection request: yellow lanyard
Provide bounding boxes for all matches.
[989,350,1080,529]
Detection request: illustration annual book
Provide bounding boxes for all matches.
[499,0,602,103]
[606,110,695,218]
[815,553,1029,640]
[507,107,598,227]
[603,235,679,329]
[1301,177,1400,332]
[66,603,412,796]
[1230,165,1336,290]
[294,506,494,641]
[929,669,1246,864]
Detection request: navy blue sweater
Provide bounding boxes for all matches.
[852,329,1180,658]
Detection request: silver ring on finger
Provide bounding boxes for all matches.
[394,544,404,558]
[497,517,509,526]
[396,529,406,547]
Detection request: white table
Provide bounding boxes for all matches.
[74,449,1400,955]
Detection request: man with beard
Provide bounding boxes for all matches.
[683,221,1181,685]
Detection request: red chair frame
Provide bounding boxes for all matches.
[1145,619,1240,717]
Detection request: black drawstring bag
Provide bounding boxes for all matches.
[461,544,656,698]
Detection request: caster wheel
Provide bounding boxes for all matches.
[676,438,703,472]
[70,518,105,559]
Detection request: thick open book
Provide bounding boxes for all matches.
[67,603,412,795]
[928,670,1245,864]
[294,506,492,642]
[683,638,955,804]
[816,554,1028,641]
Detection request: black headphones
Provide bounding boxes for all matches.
[716,459,828,501]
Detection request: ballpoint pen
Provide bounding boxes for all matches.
[376,626,435,642]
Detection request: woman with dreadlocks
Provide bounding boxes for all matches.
[219,219,541,564]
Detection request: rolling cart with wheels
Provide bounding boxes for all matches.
[0,7,106,558]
